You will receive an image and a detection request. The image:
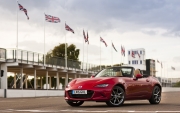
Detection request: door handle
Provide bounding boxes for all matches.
[146,79,149,82]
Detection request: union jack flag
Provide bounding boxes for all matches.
[87,31,89,44]
[83,30,88,43]
[18,3,29,20]
[137,51,140,58]
[132,51,135,58]
[112,43,117,52]
[45,14,60,23]
[121,46,125,56]
[171,66,175,70]
[100,37,107,47]
[65,23,74,33]
[157,60,160,63]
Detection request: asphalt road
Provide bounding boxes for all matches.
[0,92,180,113]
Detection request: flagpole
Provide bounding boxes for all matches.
[44,13,46,66]
[87,40,88,72]
[164,63,166,79]
[65,22,67,70]
[167,63,168,79]
[100,39,101,70]
[171,66,172,87]
[123,46,124,65]
[111,41,113,66]
[82,30,84,72]
[16,0,19,61]
[120,45,122,66]
[161,63,162,85]
[122,53,125,64]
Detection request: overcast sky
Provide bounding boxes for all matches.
[0,0,180,78]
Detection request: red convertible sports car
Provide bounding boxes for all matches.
[65,66,161,107]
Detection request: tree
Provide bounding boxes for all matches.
[173,81,180,87]
[8,76,14,88]
[51,43,80,61]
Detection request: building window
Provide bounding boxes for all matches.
[132,61,134,64]
[137,60,138,64]
[128,51,130,55]
[140,60,142,64]
[140,51,142,54]
[129,61,131,64]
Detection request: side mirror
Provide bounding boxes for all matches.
[136,74,142,78]
[133,74,142,80]
[90,75,95,78]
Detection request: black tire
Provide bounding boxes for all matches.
[66,100,84,107]
[149,86,161,104]
[106,86,125,107]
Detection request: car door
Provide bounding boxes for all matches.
[121,68,140,99]
[133,77,151,98]
[123,77,140,99]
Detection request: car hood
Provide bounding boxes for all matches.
[69,77,114,89]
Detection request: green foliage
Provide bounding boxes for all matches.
[113,63,124,66]
[67,44,79,60]
[173,81,180,87]
[51,43,79,61]
[7,76,14,88]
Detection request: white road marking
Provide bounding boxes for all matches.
[16,110,59,112]
[3,109,180,113]
[0,101,24,102]
[0,110,12,112]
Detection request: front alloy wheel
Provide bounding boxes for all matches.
[106,86,125,107]
[149,86,161,104]
[66,100,84,107]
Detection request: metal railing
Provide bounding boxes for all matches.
[0,48,6,61]
[1,48,102,73]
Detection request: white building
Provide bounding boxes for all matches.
[128,48,146,70]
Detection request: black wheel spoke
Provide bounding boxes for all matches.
[109,86,124,106]
[149,86,161,104]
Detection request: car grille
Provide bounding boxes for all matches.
[68,90,94,99]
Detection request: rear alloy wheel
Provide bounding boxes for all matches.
[149,86,161,104]
[106,86,125,107]
[66,100,84,107]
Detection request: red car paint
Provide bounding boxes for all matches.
[65,66,161,103]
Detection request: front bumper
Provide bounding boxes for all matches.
[65,88,111,101]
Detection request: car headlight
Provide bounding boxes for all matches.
[66,84,70,88]
[95,84,109,87]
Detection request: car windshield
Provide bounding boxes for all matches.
[95,67,133,77]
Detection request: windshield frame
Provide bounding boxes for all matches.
[95,67,134,78]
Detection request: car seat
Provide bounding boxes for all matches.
[116,71,123,76]
[134,69,142,77]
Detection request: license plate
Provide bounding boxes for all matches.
[72,90,87,94]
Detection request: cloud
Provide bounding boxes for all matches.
[1,0,180,36]
[1,0,180,77]
[173,56,180,63]
[142,30,158,36]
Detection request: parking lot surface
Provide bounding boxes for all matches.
[0,92,180,113]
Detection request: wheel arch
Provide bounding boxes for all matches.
[154,84,162,92]
[114,84,125,92]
